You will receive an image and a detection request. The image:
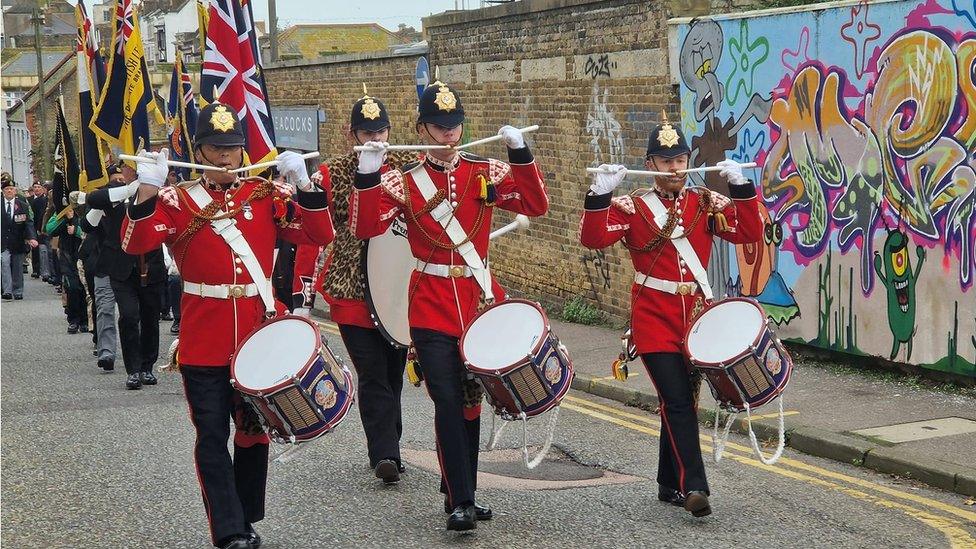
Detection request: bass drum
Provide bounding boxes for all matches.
[362,215,413,348]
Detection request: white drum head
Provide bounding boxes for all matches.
[462,302,546,371]
[365,218,413,347]
[234,318,316,390]
[686,300,764,364]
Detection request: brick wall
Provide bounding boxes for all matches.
[264,52,426,165]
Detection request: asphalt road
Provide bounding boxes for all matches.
[3,278,975,548]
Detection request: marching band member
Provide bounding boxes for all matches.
[121,103,334,549]
[350,80,548,531]
[579,118,762,518]
[292,90,418,484]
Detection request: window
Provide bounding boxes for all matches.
[156,27,166,62]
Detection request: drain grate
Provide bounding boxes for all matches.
[400,446,646,490]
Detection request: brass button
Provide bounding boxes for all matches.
[235,257,242,264]
[235,267,243,274]
[227,201,235,207]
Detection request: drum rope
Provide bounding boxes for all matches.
[744,397,786,465]
[711,396,786,465]
[710,401,737,463]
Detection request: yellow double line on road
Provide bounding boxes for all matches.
[562,395,976,548]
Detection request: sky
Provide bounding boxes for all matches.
[245,1,464,32]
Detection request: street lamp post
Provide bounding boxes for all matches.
[31,7,50,182]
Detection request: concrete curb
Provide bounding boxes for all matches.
[571,373,976,497]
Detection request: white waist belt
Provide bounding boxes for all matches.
[634,272,699,296]
[183,280,265,299]
[415,260,474,278]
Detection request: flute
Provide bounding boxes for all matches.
[228,151,321,174]
[454,125,540,151]
[489,214,530,240]
[676,162,758,174]
[119,154,225,172]
[586,167,672,177]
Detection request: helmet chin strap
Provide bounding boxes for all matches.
[197,146,244,184]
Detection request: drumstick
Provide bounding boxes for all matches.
[586,167,672,177]
[228,151,321,174]
[676,162,758,174]
[352,144,451,152]
[454,125,539,151]
[489,214,530,240]
[119,153,224,173]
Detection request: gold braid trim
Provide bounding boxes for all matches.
[402,165,487,250]
[173,178,275,265]
[624,187,710,252]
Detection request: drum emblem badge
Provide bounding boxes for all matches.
[765,347,782,376]
[314,379,338,409]
[544,355,562,385]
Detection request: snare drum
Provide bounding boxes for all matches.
[460,300,573,419]
[231,315,355,443]
[684,298,792,412]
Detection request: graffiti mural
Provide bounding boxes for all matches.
[677,0,976,377]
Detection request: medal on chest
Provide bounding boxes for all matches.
[242,201,253,220]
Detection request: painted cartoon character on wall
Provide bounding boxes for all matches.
[873,229,925,360]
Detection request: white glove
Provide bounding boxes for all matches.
[357,141,388,174]
[589,164,627,195]
[292,307,311,319]
[717,159,748,186]
[69,190,85,205]
[136,148,169,187]
[277,151,312,191]
[498,125,525,149]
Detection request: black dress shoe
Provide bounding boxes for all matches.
[79,325,89,332]
[684,491,712,517]
[140,372,158,385]
[217,535,254,549]
[657,486,685,506]
[160,312,173,321]
[443,499,492,520]
[67,323,79,334]
[1,294,12,301]
[13,295,22,300]
[126,373,142,390]
[446,505,477,531]
[170,321,180,334]
[245,523,262,549]
[97,358,115,372]
[374,459,400,485]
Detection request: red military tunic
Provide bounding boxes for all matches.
[579,184,762,354]
[350,148,547,337]
[122,177,335,366]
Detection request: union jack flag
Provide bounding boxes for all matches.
[201,0,277,167]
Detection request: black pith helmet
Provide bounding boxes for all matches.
[417,80,464,128]
[646,111,691,159]
[195,102,246,148]
[351,84,391,132]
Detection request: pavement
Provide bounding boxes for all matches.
[545,317,976,498]
[4,277,976,548]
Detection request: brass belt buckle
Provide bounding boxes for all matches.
[449,265,465,278]
[229,285,246,298]
[677,283,693,296]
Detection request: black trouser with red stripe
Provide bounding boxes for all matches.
[641,352,709,495]
[180,365,270,546]
[411,328,480,509]
[338,324,407,468]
